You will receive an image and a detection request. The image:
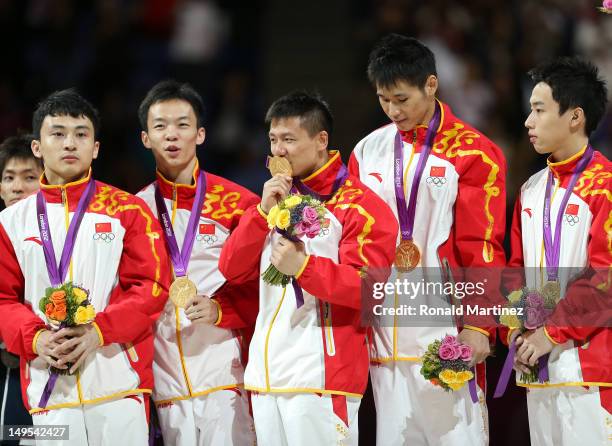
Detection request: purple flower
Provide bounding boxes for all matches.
[604,0,612,9]
[526,292,544,309]
[439,343,461,360]
[302,206,319,225]
[304,221,321,239]
[459,344,473,361]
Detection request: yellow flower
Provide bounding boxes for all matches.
[500,313,521,329]
[508,290,522,303]
[439,369,458,384]
[456,370,474,383]
[447,382,466,391]
[75,305,96,325]
[73,287,88,304]
[267,205,280,229]
[276,209,291,230]
[284,195,302,209]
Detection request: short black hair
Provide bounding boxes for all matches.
[0,133,42,176]
[529,57,608,135]
[138,80,205,131]
[367,33,437,89]
[265,91,333,139]
[32,89,100,139]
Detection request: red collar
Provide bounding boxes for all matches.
[398,99,448,145]
[39,168,93,205]
[300,151,345,196]
[547,145,589,178]
[155,160,204,201]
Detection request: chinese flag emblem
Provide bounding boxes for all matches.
[430,166,446,177]
[565,204,579,215]
[199,224,215,234]
[95,222,112,233]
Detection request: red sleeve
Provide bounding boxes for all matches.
[94,200,171,345]
[214,279,259,329]
[296,189,398,310]
[0,224,46,360]
[545,192,612,344]
[449,143,507,335]
[219,204,269,284]
[348,152,360,177]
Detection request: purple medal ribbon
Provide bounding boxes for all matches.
[543,145,593,282]
[154,172,207,279]
[292,164,349,202]
[468,371,478,403]
[394,101,441,241]
[36,179,96,409]
[493,338,517,398]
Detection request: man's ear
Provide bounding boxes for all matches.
[31,139,43,159]
[569,107,586,132]
[425,75,439,98]
[141,131,152,149]
[92,141,100,160]
[197,127,206,145]
[318,130,329,152]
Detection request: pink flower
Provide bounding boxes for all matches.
[441,335,459,347]
[604,0,612,9]
[526,292,544,309]
[302,206,319,225]
[525,307,547,330]
[439,343,461,360]
[459,344,473,361]
[293,221,308,237]
[304,221,321,239]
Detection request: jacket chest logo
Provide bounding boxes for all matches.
[196,223,218,245]
[318,218,331,237]
[93,222,115,242]
[426,166,447,187]
[564,204,579,226]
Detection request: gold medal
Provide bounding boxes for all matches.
[169,276,197,308]
[394,239,420,272]
[268,156,293,176]
[541,280,561,304]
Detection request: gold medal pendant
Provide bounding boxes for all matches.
[268,156,293,177]
[169,276,197,308]
[541,280,561,304]
[394,239,420,272]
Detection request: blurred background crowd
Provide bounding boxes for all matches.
[0,1,610,444]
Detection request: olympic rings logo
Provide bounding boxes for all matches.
[93,232,115,243]
[426,176,447,187]
[197,234,218,244]
[319,227,330,237]
[564,214,579,226]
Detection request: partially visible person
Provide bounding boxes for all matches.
[511,57,611,446]
[0,133,41,445]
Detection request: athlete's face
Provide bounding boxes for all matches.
[376,77,437,132]
[268,117,328,179]
[31,114,99,185]
[141,99,205,174]
[0,157,42,207]
[525,82,577,156]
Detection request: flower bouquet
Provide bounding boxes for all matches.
[420,335,474,391]
[499,287,555,383]
[38,282,96,375]
[599,0,612,13]
[262,194,328,286]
